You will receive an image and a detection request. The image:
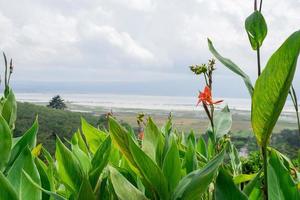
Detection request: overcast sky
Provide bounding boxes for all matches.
[0,0,300,97]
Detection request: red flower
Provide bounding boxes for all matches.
[197,86,223,106]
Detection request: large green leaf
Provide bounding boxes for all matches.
[35,158,51,200]
[208,39,254,96]
[71,143,91,175]
[1,88,17,130]
[207,136,215,160]
[251,30,300,146]
[6,117,38,170]
[243,170,262,198]
[7,147,41,200]
[55,136,83,192]
[81,117,106,154]
[129,135,169,200]
[108,117,139,173]
[89,135,111,188]
[22,170,67,200]
[215,168,248,200]
[268,149,300,200]
[184,140,198,174]
[0,172,18,200]
[245,11,268,50]
[110,166,148,200]
[77,177,96,200]
[210,105,232,138]
[0,115,12,170]
[196,136,207,158]
[71,130,89,155]
[172,149,225,200]
[41,147,56,192]
[228,142,242,176]
[162,137,181,193]
[142,117,164,164]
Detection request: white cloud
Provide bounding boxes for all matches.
[82,24,155,62]
[0,0,299,96]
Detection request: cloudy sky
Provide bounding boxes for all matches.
[0,0,300,97]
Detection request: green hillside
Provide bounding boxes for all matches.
[14,102,99,153]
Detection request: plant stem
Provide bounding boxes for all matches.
[296,110,300,137]
[203,102,214,130]
[262,146,268,200]
[204,73,209,86]
[254,0,257,10]
[259,0,263,12]
[289,86,300,137]
[3,52,8,89]
[257,47,261,76]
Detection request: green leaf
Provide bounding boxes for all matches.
[196,136,207,158]
[142,117,164,164]
[251,30,300,146]
[41,147,55,173]
[128,135,169,200]
[243,170,262,197]
[228,142,242,176]
[22,170,67,200]
[41,147,57,190]
[110,166,148,200]
[0,115,12,171]
[81,117,106,154]
[208,39,254,96]
[207,136,215,160]
[184,140,198,174]
[1,88,17,130]
[77,177,96,200]
[215,168,248,200]
[245,11,268,50]
[109,142,120,166]
[71,130,89,155]
[55,136,83,192]
[233,173,257,184]
[0,172,18,200]
[7,147,41,200]
[35,158,51,200]
[162,137,181,193]
[108,117,139,173]
[162,117,172,136]
[172,149,225,200]
[211,105,232,138]
[187,130,196,147]
[6,117,38,171]
[268,149,300,200]
[89,135,111,188]
[72,142,91,175]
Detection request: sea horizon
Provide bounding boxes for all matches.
[15,92,297,113]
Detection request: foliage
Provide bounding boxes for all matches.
[241,151,262,175]
[1,0,300,199]
[47,95,67,110]
[208,0,300,198]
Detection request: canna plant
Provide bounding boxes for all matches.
[0,50,251,199]
[0,53,41,200]
[0,1,300,200]
[208,0,300,199]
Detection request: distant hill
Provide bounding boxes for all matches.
[15,102,99,154]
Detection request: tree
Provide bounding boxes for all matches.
[47,95,67,110]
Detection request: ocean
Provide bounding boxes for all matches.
[15,92,296,113]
